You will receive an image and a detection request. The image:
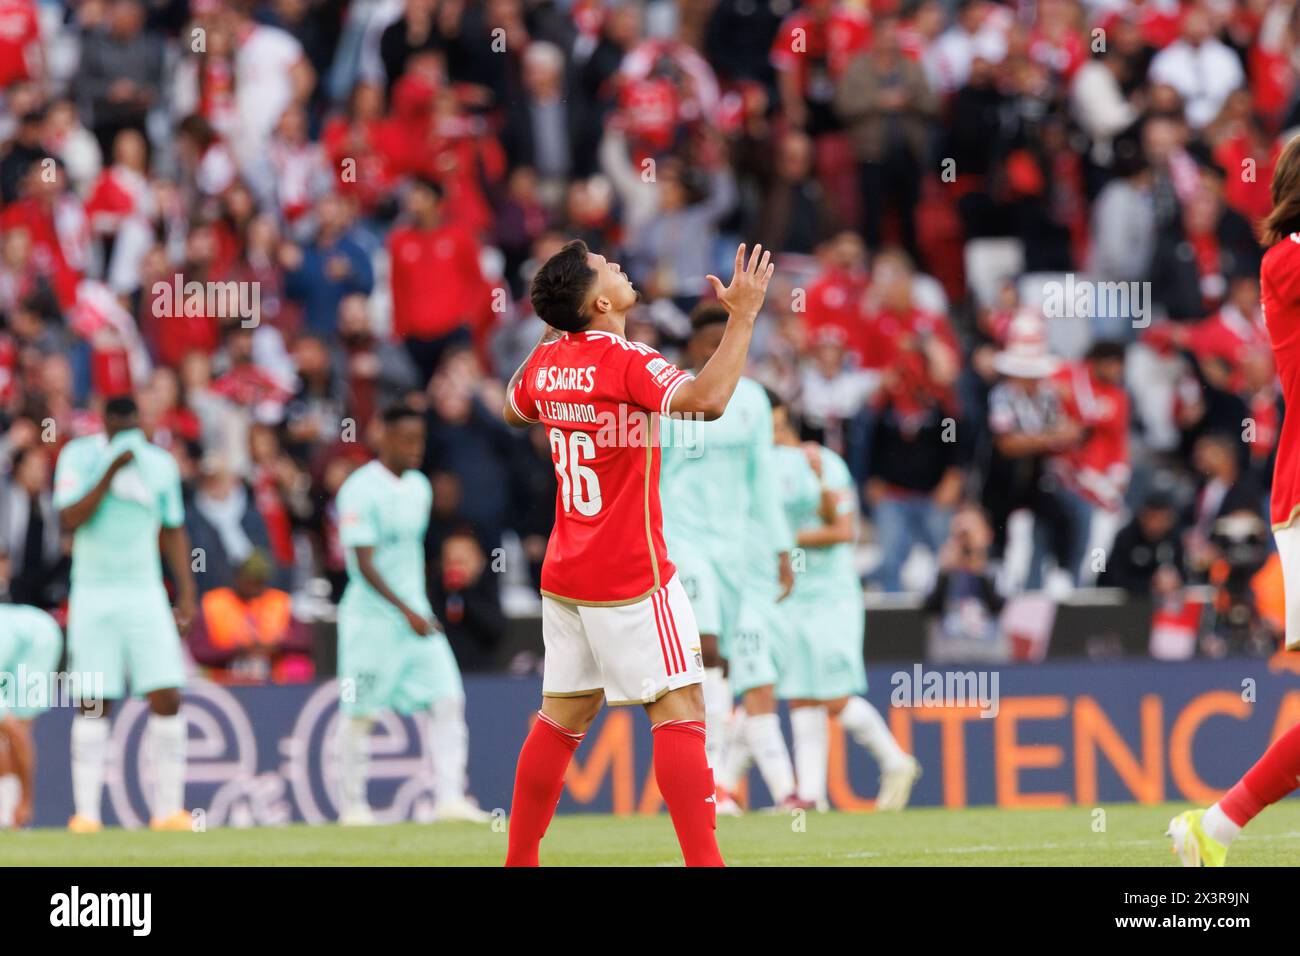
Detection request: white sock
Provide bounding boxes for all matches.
[429,697,470,804]
[338,716,373,815]
[701,667,730,769]
[1202,802,1243,846]
[147,714,187,820]
[71,715,110,823]
[716,708,751,793]
[744,712,796,804]
[790,706,829,805]
[0,774,19,827]
[838,696,909,772]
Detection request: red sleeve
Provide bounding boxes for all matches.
[621,347,693,416]
[456,229,492,319]
[510,363,540,423]
[858,315,890,370]
[926,311,959,356]
[770,16,800,72]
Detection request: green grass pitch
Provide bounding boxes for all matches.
[6,802,1300,866]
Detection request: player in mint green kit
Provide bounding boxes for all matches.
[335,404,487,825]
[769,392,922,812]
[54,396,199,833]
[661,304,795,777]
[0,604,61,827]
[713,508,801,812]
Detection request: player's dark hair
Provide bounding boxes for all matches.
[1141,489,1176,513]
[762,384,787,413]
[381,403,423,425]
[690,302,729,332]
[104,396,138,419]
[445,523,483,546]
[177,113,220,150]
[10,443,41,474]
[530,240,597,333]
[1085,340,1126,363]
[1196,430,1239,456]
[1263,136,1300,246]
[411,175,445,201]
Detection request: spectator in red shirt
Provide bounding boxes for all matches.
[1053,341,1131,584]
[210,325,292,416]
[0,161,84,310]
[1182,273,1271,394]
[860,249,960,416]
[0,0,41,91]
[321,81,396,218]
[140,228,221,369]
[387,176,493,384]
[803,230,872,364]
[772,0,872,136]
[1212,111,1279,228]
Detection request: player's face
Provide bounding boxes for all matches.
[772,405,796,445]
[384,417,426,472]
[585,252,638,314]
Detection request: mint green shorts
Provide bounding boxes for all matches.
[776,596,867,701]
[729,594,788,697]
[673,549,743,657]
[337,605,463,717]
[0,606,63,718]
[67,582,185,700]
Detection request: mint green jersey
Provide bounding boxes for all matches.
[53,429,185,586]
[776,444,860,601]
[660,376,793,565]
[337,460,433,620]
[743,511,785,601]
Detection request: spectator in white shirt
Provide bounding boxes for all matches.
[1070,23,1143,166]
[1148,4,1244,129]
[929,0,1008,95]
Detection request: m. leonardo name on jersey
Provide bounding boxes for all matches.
[535,365,598,393]
[536,400,600,423]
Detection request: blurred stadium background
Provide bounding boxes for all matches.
[1,0,1298,832]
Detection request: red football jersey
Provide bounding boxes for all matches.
[0,0,39,89]
[1053,362,1130,511]
[1261,233,1300,529]
[510,330,693,605]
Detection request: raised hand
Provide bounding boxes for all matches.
[108,449,135,474]
[705,243,776,322]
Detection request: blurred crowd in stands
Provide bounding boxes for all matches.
[0,0,1294,674]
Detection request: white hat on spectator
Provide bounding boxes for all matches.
[993,310,1059,379]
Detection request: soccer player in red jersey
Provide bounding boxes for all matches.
[1168,136,1300,866]
[501,240,775,866]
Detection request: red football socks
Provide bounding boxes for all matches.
[505,712,584,867]
[1219,720,1300,827]
[653,719,725,867]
